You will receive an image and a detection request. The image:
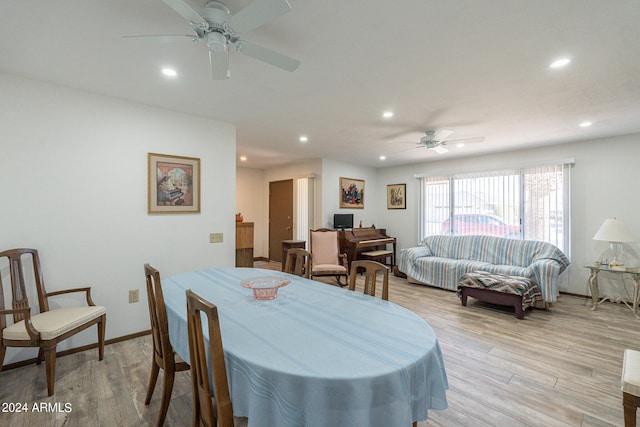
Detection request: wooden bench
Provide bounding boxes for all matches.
[360,250,393,267]
[623,349,640,427]
[457,271,541,319]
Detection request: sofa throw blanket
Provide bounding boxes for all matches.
[398,235,570,303]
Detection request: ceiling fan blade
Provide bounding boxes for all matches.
[209,49,230,79]
[228,0,292,34]
[397,145,424,153]
[433,129,453,142]
[446,136,486,145]
[235,40,300,71]
[162,0,208,27]
[121,34,198,43]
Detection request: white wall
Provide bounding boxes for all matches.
[236,167,265,256]
[377,133,640,297]
[238,134,640,299]
[0,73,236,364]
[239,159,381,257]
[260,159,323,256]
[321,159,379,229]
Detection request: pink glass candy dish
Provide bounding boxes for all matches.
[241,276,290,300]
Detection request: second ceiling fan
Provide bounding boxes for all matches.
[398,129,485,154]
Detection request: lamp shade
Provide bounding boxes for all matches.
[592,218,635,242]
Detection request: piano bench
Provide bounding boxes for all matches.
[360,250,393,266]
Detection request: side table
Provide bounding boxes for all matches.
[585,265,640,319]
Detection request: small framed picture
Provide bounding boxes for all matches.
[148,153,200,214]
[387,183,406,209]
[340,177,364,209]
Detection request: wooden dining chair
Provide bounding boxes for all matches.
[186,289,235,427]
[348,260,390,300]
[283,248,311,278]
[309,228,349,286]
[144,264,190,427]
[0,248,106,396]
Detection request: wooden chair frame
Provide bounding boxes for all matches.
[348,260,390,300]
[186,289,234,427]
[144,264,190,426]
[0,248,106,396]
[283,248,312,278]
[309,228,349,286]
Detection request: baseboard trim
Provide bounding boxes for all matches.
[1,329,151,371]
[559,291,589,299]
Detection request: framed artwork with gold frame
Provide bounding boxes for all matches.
[387,183,406,209]
[148,153,200,214]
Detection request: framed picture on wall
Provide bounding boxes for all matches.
[148,152,200,214]
[340,177,365,209]
[387,183,406,209]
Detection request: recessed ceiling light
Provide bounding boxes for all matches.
[382,111,394,119]
[456,143,465,148]
[379,155,386,160]
[299,136,308,143]
[549,58,570,69]
[239,156,247,161]
[579,121,592,127]
[161,68,177,77]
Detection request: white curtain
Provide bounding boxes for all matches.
[294,176,315,247]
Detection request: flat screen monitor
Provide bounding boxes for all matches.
[333,213,354,230]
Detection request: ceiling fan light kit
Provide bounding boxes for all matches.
[124,0,300,79]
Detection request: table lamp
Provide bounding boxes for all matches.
[592,218,635,267]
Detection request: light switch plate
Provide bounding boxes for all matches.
[129,289,139,303]
[210,233,224,243]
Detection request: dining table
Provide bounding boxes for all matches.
[162,267,448,427]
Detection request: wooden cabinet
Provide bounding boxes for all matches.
[236,222,254,267]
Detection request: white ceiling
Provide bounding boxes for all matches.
[1,0,639,169]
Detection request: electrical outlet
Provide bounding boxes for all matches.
[210,232,224,243]
[128,289,139,303]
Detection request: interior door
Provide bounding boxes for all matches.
[269,179,293,263]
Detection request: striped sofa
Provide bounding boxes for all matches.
[398,235,570,303]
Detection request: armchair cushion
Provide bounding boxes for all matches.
[3,306,106,341]
[311,264,348,274]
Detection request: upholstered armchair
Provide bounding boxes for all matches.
[309,228,349,286]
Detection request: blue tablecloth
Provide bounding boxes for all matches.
[163,267,448,427]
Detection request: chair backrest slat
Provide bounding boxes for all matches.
[143,264,174,365]
[284,248,311,278]
[348,260,390,300]
[186,289,234,427]
[0,248,49,322]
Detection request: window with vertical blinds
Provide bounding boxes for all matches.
[420,162,571,255]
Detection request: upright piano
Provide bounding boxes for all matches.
[338,227,397,267]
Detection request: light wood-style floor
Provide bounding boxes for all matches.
[1,262,637,426]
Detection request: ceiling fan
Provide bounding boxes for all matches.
[397,129,485,155]
[123,0,300,79]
